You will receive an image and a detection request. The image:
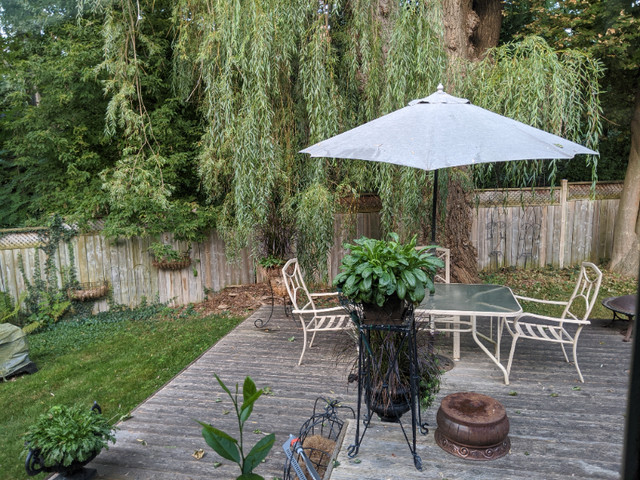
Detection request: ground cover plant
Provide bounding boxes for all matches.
[0,303,243,480]
[480,264,637,320]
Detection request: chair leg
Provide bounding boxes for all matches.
[507,333,519,377]
[560,343,569,363]
[298,323,308,366]
[572,341,585,383]
[572,329,585,383]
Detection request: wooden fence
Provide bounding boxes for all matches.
[0,213,380,310]
[470,180,622,271]
[0,181,623,309]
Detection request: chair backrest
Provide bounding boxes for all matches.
[416,246,450,284]
[282,258,315,313]
[562,262,603,322]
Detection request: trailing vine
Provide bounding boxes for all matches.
[18,215,77,332]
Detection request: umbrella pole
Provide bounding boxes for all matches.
[431,170,438,243]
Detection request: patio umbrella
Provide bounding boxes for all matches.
[300,84,598,241]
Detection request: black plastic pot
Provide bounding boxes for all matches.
[367,386,411,422]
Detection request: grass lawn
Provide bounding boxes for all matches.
[0,303,243,480]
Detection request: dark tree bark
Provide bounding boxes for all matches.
[442,0,503,61]
[610,87,640,278]
[438,0,503,282]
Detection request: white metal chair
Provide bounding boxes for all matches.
[505,262,603,382]
[282,258,354,365]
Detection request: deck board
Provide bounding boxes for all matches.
[77,307,631,480]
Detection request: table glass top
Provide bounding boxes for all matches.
[418,283,521,315]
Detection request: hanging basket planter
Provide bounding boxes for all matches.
[67,281,109,301]
[152,255,191,270]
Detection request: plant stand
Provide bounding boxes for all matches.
[254,272,291,329]
[346,306,428,471]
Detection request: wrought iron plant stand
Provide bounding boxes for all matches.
[254,274,292,328]
[344,301,429,471]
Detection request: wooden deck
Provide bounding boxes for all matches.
[79,306,632,480]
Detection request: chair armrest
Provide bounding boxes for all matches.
[292,306,347,315]
[310,292,339,298]
[515,295,568,306]
[515,313,590,326]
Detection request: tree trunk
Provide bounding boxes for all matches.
[610,88,640,278]
[442,0,503,62]
[438,0,502,283]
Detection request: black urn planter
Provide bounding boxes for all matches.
[25,448,98,479]
[367,386,411,422]
[361,296,407,325]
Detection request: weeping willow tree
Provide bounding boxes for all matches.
[78,0,602,280]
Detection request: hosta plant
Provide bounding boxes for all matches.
[22,403,116,469]
[334,233,444,307]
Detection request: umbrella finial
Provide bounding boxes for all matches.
[437,83,444,93]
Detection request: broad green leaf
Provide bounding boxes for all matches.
[242,377,257,406]
[237,474,265,480]
[414,269,427,282]
[198,422,241,464]
[241,389,262,413]
[401,270,416,288]
[397,281,406,299]
[242,433,276,474]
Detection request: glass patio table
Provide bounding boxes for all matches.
[416,283,522,385]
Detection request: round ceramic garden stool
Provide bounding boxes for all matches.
[435,391,510,461]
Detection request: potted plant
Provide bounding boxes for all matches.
[333,233,444,324]
[23,402,116,478]
[148,242,191,270]
[361,329,442,422]
[335,233,443,422]
[258,255,287,297]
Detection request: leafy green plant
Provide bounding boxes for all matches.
[334,233,444,307]
[22,403,116,469]
[258,255,286,270]
[0,291,23,324]
[148,242,190,262]
[197,375,275,480]
[22,291,71,334]
[17,215,79,333]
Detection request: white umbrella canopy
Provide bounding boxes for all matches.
[300,84,597,241]
[300,84,598,167]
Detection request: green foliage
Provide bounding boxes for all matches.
[501,0,639,181]
[197,375,275,480]
[22,404,116,468]
[2,0,607,275]
[459,36,604,189]
[257,255,285,270]
[0,292,22,324]
[18,215,78,333]
[148,242,190,262]
[334,233,444,306]
[1,302,243,480]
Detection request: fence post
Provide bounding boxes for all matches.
[558,179,568,269]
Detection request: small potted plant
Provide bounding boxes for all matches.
[149,242,191,270]
[258,255,287,297]
[23,402,116,478]
[333,233,443,324]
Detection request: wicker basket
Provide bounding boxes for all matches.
[152,255,191,270]
[68,281,109,301]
